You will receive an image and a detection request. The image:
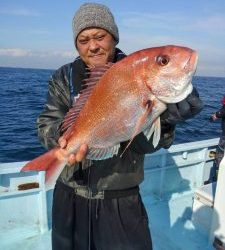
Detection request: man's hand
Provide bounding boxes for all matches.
[160,87,204,125]
[211,113,218,121]
[58,137,88,165]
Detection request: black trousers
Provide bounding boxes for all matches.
[52,182,152,250]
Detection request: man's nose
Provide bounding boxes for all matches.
[89,39,99,51]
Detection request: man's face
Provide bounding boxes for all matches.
[76,28,116,67]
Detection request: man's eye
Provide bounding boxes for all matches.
[96,35,105,40]
[78,40,88,44]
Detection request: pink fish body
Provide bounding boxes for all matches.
[22,45,198,189]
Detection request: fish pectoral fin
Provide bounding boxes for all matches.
[120,100,153,157]
[143,117,161,148]
[86,144,120,161]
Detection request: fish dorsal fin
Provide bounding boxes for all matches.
[61,63,113,134]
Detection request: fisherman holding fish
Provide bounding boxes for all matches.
[26,3,203,250]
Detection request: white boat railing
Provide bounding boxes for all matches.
[142,138,219,199]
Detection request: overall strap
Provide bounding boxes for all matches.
[68,64,75,101]
[69,56,87,100]
[114,48,126,62]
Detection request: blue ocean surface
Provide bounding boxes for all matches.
[0,66,224,163]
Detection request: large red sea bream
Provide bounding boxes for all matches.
[21,45,198,189]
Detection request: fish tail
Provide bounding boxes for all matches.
[21,147,67,190]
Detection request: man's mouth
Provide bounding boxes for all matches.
[89,54,104,58]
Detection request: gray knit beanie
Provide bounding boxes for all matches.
[72,3,119,44]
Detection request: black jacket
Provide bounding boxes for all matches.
[216,105,225,136]
[37,48,176,190]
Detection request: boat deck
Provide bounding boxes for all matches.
[144,192,213,250]
[2,190,214,250]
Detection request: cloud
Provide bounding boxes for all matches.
[0,48,77,70]
[0,48,76,59]
[55,51,75,58]
[0,48,32,57]
[119,11,225,36]
[119,11,182,31]
[192,15,225,33]
[0,7,40,17]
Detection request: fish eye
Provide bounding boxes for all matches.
[156,55,170,66]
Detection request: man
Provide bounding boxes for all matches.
[37,3,203,250]
[209,96,225,182]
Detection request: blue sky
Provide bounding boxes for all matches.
[0,0,225,77]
